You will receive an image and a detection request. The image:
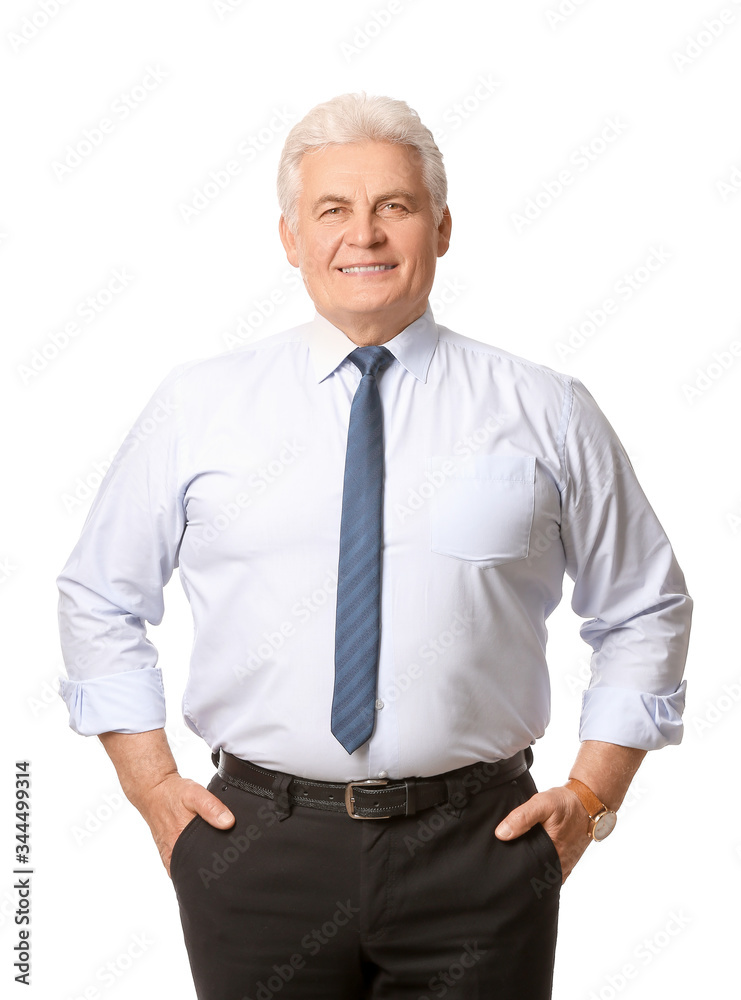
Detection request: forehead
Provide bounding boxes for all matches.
[297,141,427,201]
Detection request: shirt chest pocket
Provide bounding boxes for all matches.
[429,455,536,567]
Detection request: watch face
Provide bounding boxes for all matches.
[593,811,617,841]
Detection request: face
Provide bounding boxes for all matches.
[279,141,451,343]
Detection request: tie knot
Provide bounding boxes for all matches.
[348,345,394,378]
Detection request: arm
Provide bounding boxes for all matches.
[57,367,187,737]
[99,728,234,876]
[498,378,690,879]
[57,368,235,874]
[495,740,646,880]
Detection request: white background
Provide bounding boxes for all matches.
[2,1,739,997]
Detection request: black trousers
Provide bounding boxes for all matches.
[170,763,562,1000]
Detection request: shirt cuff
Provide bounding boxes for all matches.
[578,681,687,750]
[59,668,167,736]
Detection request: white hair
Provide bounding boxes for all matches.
[277,92,448,232]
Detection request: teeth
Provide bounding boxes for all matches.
[340,265,395,273]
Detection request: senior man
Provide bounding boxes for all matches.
[57,93,692,1000]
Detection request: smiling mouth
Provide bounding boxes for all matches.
[339,265,397,273]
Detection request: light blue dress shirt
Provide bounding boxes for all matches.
[56,304,691,781]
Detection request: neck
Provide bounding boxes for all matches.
[317,305,428,346]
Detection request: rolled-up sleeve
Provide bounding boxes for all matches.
[56,366,187,736]
[560,378,692,750]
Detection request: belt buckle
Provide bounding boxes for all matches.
[344,779,390,820]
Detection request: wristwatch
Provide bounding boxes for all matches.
[564,778,617,842]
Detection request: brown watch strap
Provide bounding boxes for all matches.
[564,778,607,818]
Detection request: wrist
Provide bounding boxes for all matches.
[98,730,179,809]
[128,769,182,813]
[563,778,618,842]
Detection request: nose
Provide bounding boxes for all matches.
[345,209,385,248]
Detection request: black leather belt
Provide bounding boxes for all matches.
[212,747,532,820]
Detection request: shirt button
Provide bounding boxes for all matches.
[375,699,384,710]
[378,771,388,779]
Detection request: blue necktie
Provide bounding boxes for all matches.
[332,345,395,754]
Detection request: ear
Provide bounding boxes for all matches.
[279,215,300,267]
[436,206,452,258]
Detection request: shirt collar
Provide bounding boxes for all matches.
[307,302,439,384]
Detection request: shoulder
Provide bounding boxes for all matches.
[435,323,576,397]
[158,321,313,392]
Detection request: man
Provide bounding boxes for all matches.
[57,93,692,999]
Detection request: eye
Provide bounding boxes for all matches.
[381,202,406,212]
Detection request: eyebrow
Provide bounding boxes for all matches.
[311,190,420,213]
